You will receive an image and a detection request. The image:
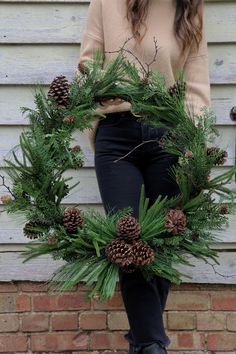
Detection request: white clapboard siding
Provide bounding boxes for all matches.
[1,166,235,205]
[1,206,235,246]
[206,2,236,43]
[0,126,95,167]
[0,125,235,167]
[0,204,105,244]
[0,250,235,284]
[0,0,236,283]
[0,2,235,43]
[0,85,236,126]
[1,165,236,247]
[0,3,87,43]
[0,43,236,85]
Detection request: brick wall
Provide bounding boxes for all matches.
[0,281,235,353]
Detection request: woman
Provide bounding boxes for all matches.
[77,1,211,353]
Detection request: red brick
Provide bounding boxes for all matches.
[211,292,236,310]
[32,294,58,311]
[19,281,49,292]
[168,352,206,354]
[92,292,124,310]
[163,312,167,328]
[72,331,90,349]
[90,331,128,350]
[166,291,209,310]
[167,312,196,330]
[195,333,206,350]
[226,313,236,331]
[32,293,90,311]
[101,352,126,354]
[107,311,129,330]
[16,294,31,312]
[21,313,49,332]
[77,283,93,292]
[57,293,91,310]
[171,283,201,291]
[197,312,226,330]
[177,332,205,350]
[207,333,236,351]
[79,311,107,330]
[0,335,27,352]
[165,331,178,350]
[0,282,18,292]
[30,331,89,351]
[0,294,16,312]
[72,352,99,354]
[19,281,77,292]
[178,333,194,348]
[165,331,205,351]
[51,313,78,330]
[0,314,19,332]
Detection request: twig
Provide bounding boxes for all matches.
[0,174,15,197]
[145,37,160,76]
[208,260,236,279]
[113,139,159,163]
[105,36,161,80]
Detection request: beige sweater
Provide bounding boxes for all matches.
[77,0,211,151]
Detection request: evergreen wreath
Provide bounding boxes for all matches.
[1,40,236,301]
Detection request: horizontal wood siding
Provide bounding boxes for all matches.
[0,0,235,282]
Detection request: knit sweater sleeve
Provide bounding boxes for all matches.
[183,11,212,117]
[76,0,104,74]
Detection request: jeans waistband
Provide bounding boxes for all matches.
[105,110,168,128]
[105,110,139,119]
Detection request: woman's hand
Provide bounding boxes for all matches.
[100,97,126,106]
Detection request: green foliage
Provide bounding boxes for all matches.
[1,45,236,300]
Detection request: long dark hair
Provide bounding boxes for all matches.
[126,0,204,58]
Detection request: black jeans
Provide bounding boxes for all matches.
[94,111,180,350]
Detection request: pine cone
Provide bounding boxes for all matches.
[131,240,155,266]
[70,145,82,153]
[48,235,57,245]
[0,194,12,204]
[184,150,194,158]
[78,62,89,75]
[48,75,70,108]
[165,207,187,235]
[23,221,42,239]
[219,203,230,214]
[70,145,84,168]
[63,207,84,234]
[105,238,134,266]
[168,80,186,96]
[206,147,228,165]
[116,215,141,242]
[63,115,76,124]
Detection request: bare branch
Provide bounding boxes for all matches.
[145,37,161,77]
[113,139,159,163]
[105,36,161,80]
[207,259,236,279]
[0,174,15,198]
